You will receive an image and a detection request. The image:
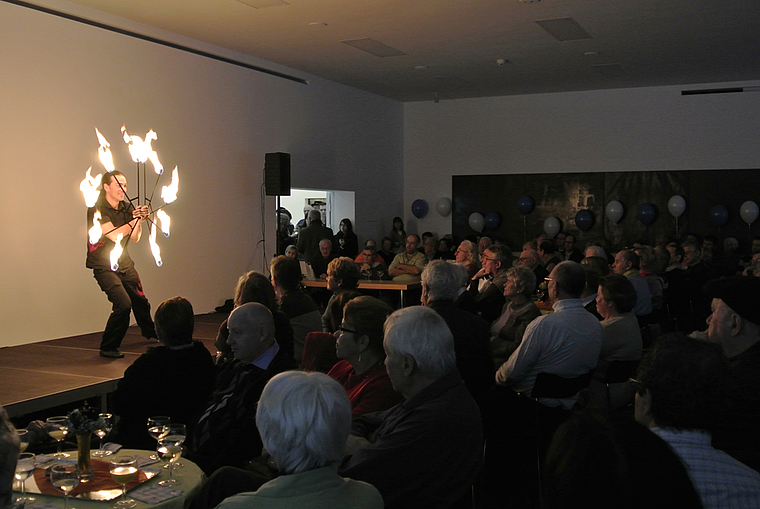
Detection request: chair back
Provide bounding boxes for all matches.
[531,371,593,399]
[603,359,639,385]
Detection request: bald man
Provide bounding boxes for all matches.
[191,303,297,474]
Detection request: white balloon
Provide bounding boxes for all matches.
[468,212,485,232]
[543,216,560,238]
[605,200,624,223]
[436,197,452,217]
[668,195,686,219]
[740,200,759,225]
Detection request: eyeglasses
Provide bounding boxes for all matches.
[335,326,359,335]
[481,256,497,262]
[628,378,643,392]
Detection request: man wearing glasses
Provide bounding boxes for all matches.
[467,244,513,324]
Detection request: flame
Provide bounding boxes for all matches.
[156,210,171,237]
[149,222,163,267]
[161,167,179,204]
[89,210,102,245]
[80,167,103,207]
[121,126,163,175]
[110,233,124,271]
[95,128,115,173]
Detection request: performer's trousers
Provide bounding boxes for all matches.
[93,267,156,351]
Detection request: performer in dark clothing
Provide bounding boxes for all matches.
[86,171,155,358]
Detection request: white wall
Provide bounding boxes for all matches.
[0,0,403,346]
[404,83,760,238]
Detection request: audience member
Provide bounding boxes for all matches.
[377,237,395,267]
[284,245,298,259]
[611,249,652,318]
[422,236,437,263]
[580,255,610,276]
[537,239,562,272]
[310,239,335,279]
[489,265,542,368]
[112,297,214,450]
[518,248,549,286]
[561,234,584,263]
[634,333,760,508]
[634,245,665,316]
[0,405,20,509]
[270,256,322,363]
[328,296,402,418]
[421,260,494,411]
[388,217,406,254]
[338,306,483,509]
[355,245,386,279]
[334,218,358,259]
[478,236,493,256]
[214,372,383,509]
[543,410,702,509]
[321,257,361,332]
[297,209,334,271]
[388,234,427,282]
[703,276,760,472]
[192,303,297,475]
[584,245,607,259]
[468,244,513,323]
[743,252,760,277]
[454,240,480,279]
[301,291,361,373]
[435,237,455,260]
[680,241,717,332]
[580,265,603,320]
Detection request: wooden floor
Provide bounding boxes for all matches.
[0,313,227,421]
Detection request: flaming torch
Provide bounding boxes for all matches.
[95,128,115,173]
[161,167,179,204]
[89,210,102,245]
[121,126,163,175]
[156,210,171,238]
[80,167,102,207]
[148,223,163,267]
[110,233,124,271]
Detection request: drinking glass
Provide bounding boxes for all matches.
[16,429,29,454]
[157,436,182,486]
[146,416,170,460]
[14,452,36,504]
[162,424,186,469]
[50,463,79,509]
[376,267,385,280]
[46,416,70,459]
[109,456,138,509]
[92,413,113,458]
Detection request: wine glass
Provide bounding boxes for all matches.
[146,416,170,460]
[109,456,138,509]
[92,413,113,458]
[50,463,80,509]
[162,424,186,469]
[157,436,183,486]
[376,267,385,280]
[14,452,36,504]
[46,416,70,459]
[16,429,29,454]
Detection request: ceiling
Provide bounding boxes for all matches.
[25,0,760,102]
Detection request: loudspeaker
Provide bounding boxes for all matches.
[264,152,291,196]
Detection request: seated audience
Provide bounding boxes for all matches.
[538,239,562,272]
[270,256,322,363]
[561,234,584,263]
[580,255,610,276]
[468,244,513,323]
[703,276,760,472]
[584,245,607,260]
[284,245,298,259]
[388,234,427,282]
[328,296,402,418]
[422,236,437,263]
[634,245,665,315]
[321,257,361,332]
[339,306,483,509]
[113,297,214,450]
[518,248,550,286]
[377,237,395,267]
[215,271,295,364]
[301,291,361,373]
[680,241,717,332]
[388,217,406,254]
[454,239,480,279]
[580,265,603,320]
[310,239,336,279]
[191,303,297,475]
[435,237,455,260]
[334,218,358,259]
[743,252,760,277]
[355,245,386,279]
[297,209,334,272]
[478,236,493,256]
[422,260,494,411]
[611,249,652,318]
[489,265,542,368]
[634,333,760,508]
[543,410,702,509]
[0,405,20,509]
[215,372,383,509]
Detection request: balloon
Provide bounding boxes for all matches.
[516,195,535,215]
[543,216,561,238]
[636,203,656,226]
[708,205,728,227]
[484,212,501,230]
[468,212,485,232]
[435,197,452,217]
[667,195,686,218]
[740,200,759,225]
[575,210,595,231]
[605,200,624,223]
[411,199,428,219]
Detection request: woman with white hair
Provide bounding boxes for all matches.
[455,240,480,279]
[217,371,383,509]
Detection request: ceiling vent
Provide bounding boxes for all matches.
[536,18,592,41]
[235,0,289,8]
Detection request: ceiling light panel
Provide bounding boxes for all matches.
[234,0,289,9]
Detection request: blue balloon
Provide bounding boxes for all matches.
[411,199,428,219]
[484,212,501,230]
[636,203,656,226]
[575,210,595,231]
[516,195,535,215]
[708,205,728,227]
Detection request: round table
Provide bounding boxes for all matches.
[15,449,205,509]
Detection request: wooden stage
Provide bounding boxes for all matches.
[0,313,227,421]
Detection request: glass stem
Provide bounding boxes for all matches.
[64,493,69,509]
[122,484,127,503]
[168,462,173,481]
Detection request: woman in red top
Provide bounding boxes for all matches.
[328,296,403,418]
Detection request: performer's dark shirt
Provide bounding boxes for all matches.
[86,196,136,270]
